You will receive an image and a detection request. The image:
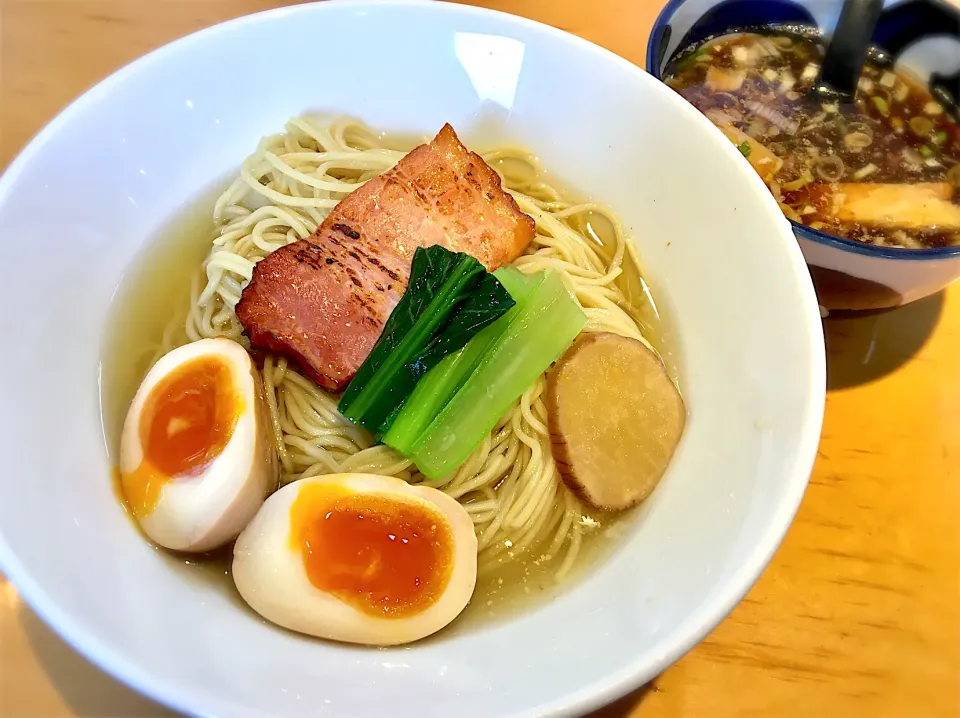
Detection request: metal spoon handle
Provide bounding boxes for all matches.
[817,0,885,100]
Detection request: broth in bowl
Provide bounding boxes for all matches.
[665,31,960,250]
[103,116,686,645]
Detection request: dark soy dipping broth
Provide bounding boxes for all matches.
[101,173,673,631]
[666,31,960,249]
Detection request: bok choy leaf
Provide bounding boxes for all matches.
[382,266,541,455]
[338,245,515,436]
[410,270,587,479]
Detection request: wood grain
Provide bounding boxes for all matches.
[1,1,959,717]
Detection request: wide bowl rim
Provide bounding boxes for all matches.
[646,0,960,262]
[0,1,826,717]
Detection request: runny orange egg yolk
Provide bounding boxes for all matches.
[289,484,454,618]
[122,357,241,517]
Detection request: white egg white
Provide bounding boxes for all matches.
[233,473,478,646]
[119,337,278,552]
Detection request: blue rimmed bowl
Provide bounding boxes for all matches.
[648,0,960,311]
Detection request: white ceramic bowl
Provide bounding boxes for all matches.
[0,2,825,716]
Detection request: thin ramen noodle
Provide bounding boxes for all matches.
[155,116,656,579]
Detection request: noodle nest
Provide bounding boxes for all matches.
[161,116,653,579]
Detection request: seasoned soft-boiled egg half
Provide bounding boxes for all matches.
[119,337,278,552]
[233,473,478,646]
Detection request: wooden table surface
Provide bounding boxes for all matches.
[1,1,959,716]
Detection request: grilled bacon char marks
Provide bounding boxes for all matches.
[235,123,535,393]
